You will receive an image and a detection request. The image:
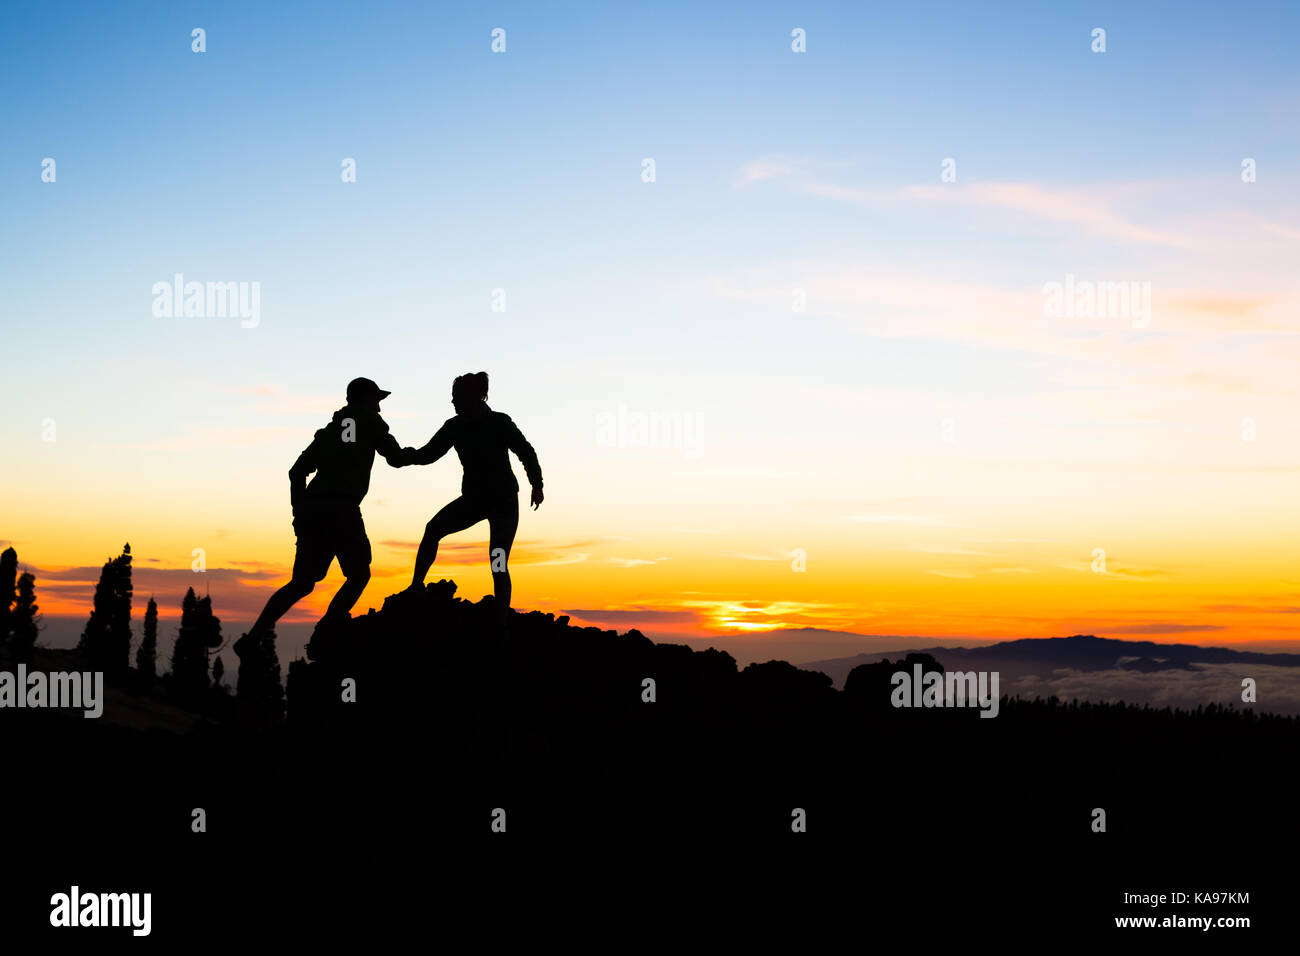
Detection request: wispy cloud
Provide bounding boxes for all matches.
[849,514,951,526]
[1243,213,1300,241]
[722,550,789,562]
[737,157,1199,248]
[378,538,598,567]
[908,544,990,556]
[734,155,808,187]
[565,606,702,626]
[901,181,1195,248]
[224,384,341,416]
[113,426,304,451]
[1107,567,1168,580]
[1202,602,1300,615]
[28,564,288,622]
[1058,562,1167,579]
[678,598,848,633]
[1101,622,1226,635]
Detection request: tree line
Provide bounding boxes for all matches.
[0,546,39,662]
[0,542,282,719]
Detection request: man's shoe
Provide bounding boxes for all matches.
[317,612,350,634]
[305,614,348,662]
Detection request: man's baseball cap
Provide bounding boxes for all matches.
[346,377,391,402]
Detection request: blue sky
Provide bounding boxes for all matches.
[4,1,1300,651]
[4,1,1297,384]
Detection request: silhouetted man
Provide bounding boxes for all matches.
[233,377,407,658]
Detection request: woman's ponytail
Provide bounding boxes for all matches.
[453,371,489,403]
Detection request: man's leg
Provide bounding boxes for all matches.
[250,576,316,635]
[324,507,372,623]
[408,497,482,590]
[325,566,370,618]
[242,511,330,652]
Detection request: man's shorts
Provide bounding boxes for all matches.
[292,499,371,582]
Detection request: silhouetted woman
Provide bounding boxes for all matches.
[401,372,543,628]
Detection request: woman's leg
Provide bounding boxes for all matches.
[409,497,484,589]
[487,495,520,623]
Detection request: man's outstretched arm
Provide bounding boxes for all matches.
[375,428,408,467]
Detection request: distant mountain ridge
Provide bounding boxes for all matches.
[799,633,1300,715]
[804,633,1300,678]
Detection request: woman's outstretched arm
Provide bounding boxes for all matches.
[405,420,455,466]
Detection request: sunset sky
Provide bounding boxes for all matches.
[4,1,1300,661]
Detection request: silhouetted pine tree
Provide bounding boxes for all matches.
[136,597,158,680]
[237,631,285,722]
[0,546,16,645]
[78,543,133,675]
[170,587,219,707]
[10,571,40,663]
